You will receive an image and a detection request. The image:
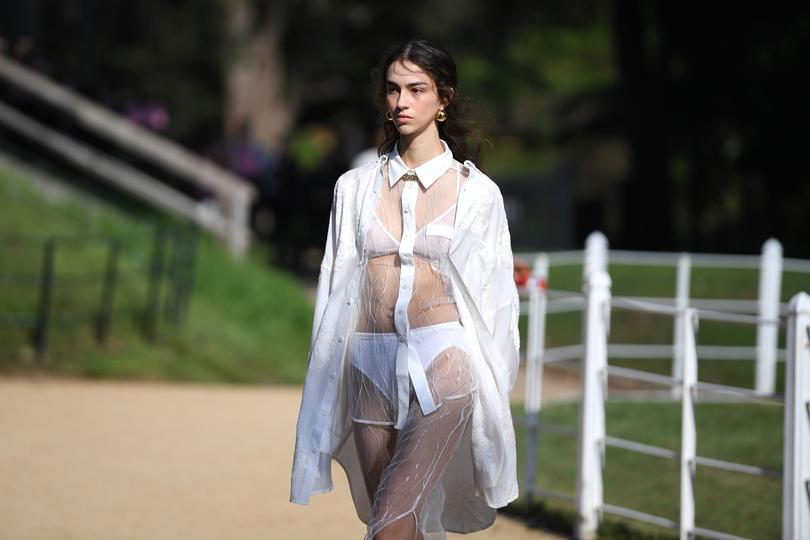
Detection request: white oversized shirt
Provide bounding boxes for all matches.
[289,141,520,532]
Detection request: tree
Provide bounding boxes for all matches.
[223,0,295,154]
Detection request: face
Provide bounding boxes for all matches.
[385,59,446,138]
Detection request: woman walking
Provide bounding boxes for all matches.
[290,39,521,540]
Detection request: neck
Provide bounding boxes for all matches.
[397,125,444,169]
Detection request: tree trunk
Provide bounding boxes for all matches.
[223,0,296,153]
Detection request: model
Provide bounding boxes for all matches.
[290,39,521,540]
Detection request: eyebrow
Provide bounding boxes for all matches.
[386,80,430,88]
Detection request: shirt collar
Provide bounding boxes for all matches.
[387,139,453,189]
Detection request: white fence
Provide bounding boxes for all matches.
[517,234,810,397]
[515,233,810,539]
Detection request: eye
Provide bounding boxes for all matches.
[386,86,399,95]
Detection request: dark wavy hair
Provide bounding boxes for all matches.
[372,39,481,165]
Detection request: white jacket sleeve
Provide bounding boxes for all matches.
[487,189,521,392]
[309,175,342,350]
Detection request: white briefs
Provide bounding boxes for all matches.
[348,320,477,426]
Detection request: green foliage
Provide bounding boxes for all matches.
[507,24,616,96]
[455,17,617,175]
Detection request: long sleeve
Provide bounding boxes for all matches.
[309,176,342,351]
[486,190,521,393]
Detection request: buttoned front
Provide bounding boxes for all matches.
[289,140,521,534]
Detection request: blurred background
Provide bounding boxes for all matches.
[4,0,809,266]
[1,2,809,539]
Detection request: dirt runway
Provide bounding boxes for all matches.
[0,374,565,540]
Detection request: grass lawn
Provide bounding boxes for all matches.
[508,400,783,539]
[0,157,314,385]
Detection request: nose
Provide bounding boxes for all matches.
[396,92,410,111]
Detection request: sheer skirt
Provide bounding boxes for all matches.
[348,322,478,540]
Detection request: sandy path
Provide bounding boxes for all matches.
[0,375,565,540]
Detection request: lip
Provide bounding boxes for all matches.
[396,115,412,121]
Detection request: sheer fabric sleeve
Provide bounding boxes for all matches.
[484,188,521,393]
[309,175,342,351]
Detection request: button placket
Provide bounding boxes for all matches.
[396,182,418,335]
[392,180,421,429]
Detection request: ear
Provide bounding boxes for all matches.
[440,88,455,108]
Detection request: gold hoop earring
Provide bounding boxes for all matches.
[436,108,447,122]
[385,110,393,121]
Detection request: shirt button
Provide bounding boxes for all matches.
[347,298,352,305]
[329,371,336,379]
[401,284,407,289]
[311,448,318,454]
[404,208,409,213]
[338,337,343,343]
[320,408,327,415]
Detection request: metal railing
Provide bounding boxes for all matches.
[0,54,255,255]
[0,226,197,363]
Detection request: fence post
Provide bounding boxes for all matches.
[583,231,608,278]
[174,226,199,326]
[226,187,252,257]
[95,238,120,344]
[576,269,611,540]
[33,238,55,365]
[672,254,692,399]
[782,292,810,539]
[524,254,549,513]
[162,229,181,325]
[679,308,698,540]
[756,238,783,395]
[144,227,167,342]
[164,226,199,326]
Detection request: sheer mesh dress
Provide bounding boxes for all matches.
[348,142,478,540]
